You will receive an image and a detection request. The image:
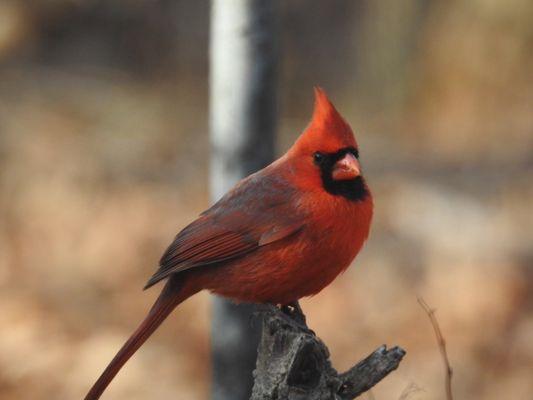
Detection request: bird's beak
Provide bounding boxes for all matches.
[332,152,360,181]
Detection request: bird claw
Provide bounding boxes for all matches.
[279,302,315,335]
[254,302,315,335]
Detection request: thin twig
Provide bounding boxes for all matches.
[417,297,453,400]
[398,382,424,400]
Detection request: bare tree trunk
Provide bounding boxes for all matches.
[209,1,278,399]
[251,305,406,399]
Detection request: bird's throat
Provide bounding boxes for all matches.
[321,175,369,201]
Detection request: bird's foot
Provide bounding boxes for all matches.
[279,301,315,335]
[280,301,306,325]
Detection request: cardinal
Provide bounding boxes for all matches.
[85,87,373,399]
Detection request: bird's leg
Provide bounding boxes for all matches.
[254,302,314,335]
[280,301,307,326]
[279,301,315,335]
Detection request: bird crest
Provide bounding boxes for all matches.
[291,87,358,155]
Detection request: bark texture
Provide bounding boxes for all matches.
[251,305,405,400]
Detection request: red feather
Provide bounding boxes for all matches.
[145,172,305,289]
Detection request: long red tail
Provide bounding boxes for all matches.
[85,276,196,400]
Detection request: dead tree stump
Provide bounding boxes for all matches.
[251,304,405,399]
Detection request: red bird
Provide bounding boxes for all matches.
[85,88,373,399]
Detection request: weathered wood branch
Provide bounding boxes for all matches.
[251,304,405,400]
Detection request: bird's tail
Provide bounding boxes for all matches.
[84,276,197,400]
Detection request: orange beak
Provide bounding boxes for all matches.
[332,152,360,181]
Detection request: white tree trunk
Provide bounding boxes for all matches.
[209,1,278,399]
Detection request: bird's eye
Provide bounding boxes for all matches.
[313,152,325,165]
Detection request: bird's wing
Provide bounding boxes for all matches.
[144,173,304,289]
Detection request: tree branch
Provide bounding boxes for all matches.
[251,304,406,400]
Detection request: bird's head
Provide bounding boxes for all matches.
[287,87,369,201]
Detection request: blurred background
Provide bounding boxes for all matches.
[0,0,532,399]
